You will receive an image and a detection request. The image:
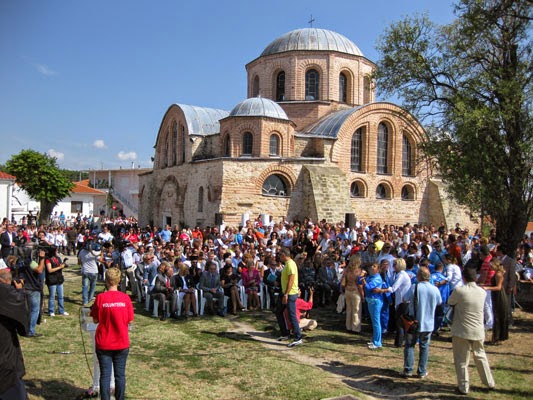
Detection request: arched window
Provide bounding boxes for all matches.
[363,76,371,104]
[252,76,260,97]
[223,135,231,157]
[172,121,178,166]
[242,132,253,156]
[339,73,347,103]
[198,187,204,212]
[305,69,319,100]
[262,174,289,196]
[276,71,285,101]
[402,135,413,176]
[180,124,186,164]
[401,185,415,201]
[164,137,169,168]
[377,123,389,174]
[351,128,363,172]
[350,181,363,198]
[269,134,280,156]
[376,183,390,199]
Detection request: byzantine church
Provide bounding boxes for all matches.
[139,27,472,229]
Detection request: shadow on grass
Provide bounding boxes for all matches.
[317,360,461,399]
[25,378,86,400]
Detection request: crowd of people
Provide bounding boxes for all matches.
[1,213,533,398]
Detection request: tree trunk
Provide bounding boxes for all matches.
[39,201,55,226]
[495,202,528,260]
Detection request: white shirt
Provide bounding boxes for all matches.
[390,270,412,308]
[446,263,464,291]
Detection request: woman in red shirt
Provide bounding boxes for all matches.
[91,268,134,400]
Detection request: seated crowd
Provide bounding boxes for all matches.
[1,215,531,341]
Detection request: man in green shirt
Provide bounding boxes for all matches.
[275,248,302,347]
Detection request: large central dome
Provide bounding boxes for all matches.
[261,28,363,57]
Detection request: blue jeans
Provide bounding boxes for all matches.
[48,284,65,314]
[28,290,41,336]
[82,273,98,305]
[287,294,301,340]
[96,348,129,400]
[404,331,432,375]
[367,297,383,347]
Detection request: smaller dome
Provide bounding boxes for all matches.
[229,97,289,120]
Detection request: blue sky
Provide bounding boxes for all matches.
[0,0,456,171]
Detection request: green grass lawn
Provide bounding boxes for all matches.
[20,264,533,400]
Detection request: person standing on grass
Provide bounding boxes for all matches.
[276,248,302,347]
[401,266,441,378]
[448,267,495,395]
[362,263,384,349]
[91,268,134,400]
[45,246,68,317]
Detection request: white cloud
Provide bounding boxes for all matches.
[93,139,107,149]
[47,149,64,161]
[117,151,137,161]
[33,63,57,76]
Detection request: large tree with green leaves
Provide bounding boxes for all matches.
[3,149,74,225]
[375,0,532,256]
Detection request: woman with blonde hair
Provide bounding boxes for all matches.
[482,258,509,344]
[174,262,198,317]
[91,268,134,400]
[341,255,365,333]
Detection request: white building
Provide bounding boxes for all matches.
[0,171,16,223]
[8,180,106,225]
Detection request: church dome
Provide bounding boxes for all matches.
[229,97,289,120]
[261,28,363,57]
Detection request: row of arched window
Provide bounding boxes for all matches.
[160,121,186,168]
[350,123,414,176]
[252,69,372,104]
[222,132,281,157]
[194,173,415,215]
[350,181,415,200]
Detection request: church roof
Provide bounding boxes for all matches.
[229,97,289,120]
[300,107,363,138]
[176,104,229,136]
[261,28,363,57]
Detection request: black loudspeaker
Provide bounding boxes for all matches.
[214,213,223,225]
[345,213,356,228]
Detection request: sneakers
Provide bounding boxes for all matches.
[367,344,382,350]
[277,335,290,341]
[61,312,69,316]
[288,339,303,347]
[418,372,428,379]
[400,371,413,378]
[49,312,56,317]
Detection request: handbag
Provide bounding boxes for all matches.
[336,292,346,313]
[444,305,454,324]
[400,284,419,334]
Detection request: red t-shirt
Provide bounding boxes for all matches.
[91,290,134,350]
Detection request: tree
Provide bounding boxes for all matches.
[3,150,74,225]
[375,0,532,256]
